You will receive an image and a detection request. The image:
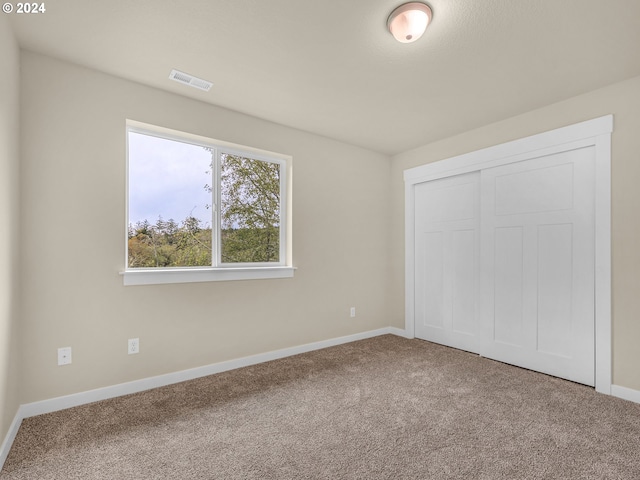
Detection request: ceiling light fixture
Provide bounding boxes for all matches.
[387,2,432,43]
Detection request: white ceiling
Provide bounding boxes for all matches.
[9,0,640,155]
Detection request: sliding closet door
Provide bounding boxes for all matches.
[479,147,596,386]
[414,172,480,353]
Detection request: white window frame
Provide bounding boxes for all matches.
[122,120,294,286]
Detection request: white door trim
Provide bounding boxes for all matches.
[404,115,613,394]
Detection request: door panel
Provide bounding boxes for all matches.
[537,223,573,357]
[451,229,476,335]
[414,172,480,353]
[493,226,525,347]
[494,162,574,216]
[416,231,444,328]
[480,147,595,386]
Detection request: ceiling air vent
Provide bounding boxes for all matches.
[169,69,213,92]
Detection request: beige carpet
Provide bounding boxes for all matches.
[2,335,640,479]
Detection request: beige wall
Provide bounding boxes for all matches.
[18,51,392,404]
[0,17,21,441]
[390,75,640,391]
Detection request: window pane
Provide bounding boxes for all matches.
[220,154,280,263]
[128,132,212,268]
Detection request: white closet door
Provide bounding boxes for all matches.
[480,147,596,386]
[414,172,480,353]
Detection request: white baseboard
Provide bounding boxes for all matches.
[0,410,22,470]
[19,327,404,419]
[611,384,640,404]
[5,328,638,470]
[1,326,408,469]
[388,326,413,338]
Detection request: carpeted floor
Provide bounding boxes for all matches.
[2,335,640,479]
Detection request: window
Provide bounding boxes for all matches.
[123,121,293,285]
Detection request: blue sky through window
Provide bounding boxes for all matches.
[128,131,212,228]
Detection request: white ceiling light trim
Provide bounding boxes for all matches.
[387,2,432,43]
[169,69,213,92]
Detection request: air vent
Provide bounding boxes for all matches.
[169,69,213,92]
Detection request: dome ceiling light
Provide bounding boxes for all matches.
[387,2,433,43]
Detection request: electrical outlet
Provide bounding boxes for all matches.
[350,307,356,318]
[128,338,139,355]
[58,347,72,366]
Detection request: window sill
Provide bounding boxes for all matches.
[121,266,296,286]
